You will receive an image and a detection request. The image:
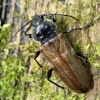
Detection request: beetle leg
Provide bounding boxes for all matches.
[34,51,43,68]
[47,69,66,100]
[77,53,88,65]
[24,24,32,38]
[63,22,94,34]
[52,15,56,23]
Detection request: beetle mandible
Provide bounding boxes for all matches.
[1,14,93,99]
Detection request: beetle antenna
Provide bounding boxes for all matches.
[39,14,78,20]
[54,14,78,20]
[1,20,32,51]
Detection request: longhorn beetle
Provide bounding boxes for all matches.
[1,14,93,99]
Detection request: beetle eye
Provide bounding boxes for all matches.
[39,15,44,20]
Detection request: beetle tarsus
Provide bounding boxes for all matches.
[47,69,66,100]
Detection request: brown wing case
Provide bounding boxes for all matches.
[39,34,92,93]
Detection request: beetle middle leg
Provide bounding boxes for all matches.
[34,51,43,68]
[47,69,66,100]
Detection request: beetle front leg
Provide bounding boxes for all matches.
[77,53,88,65]
[34,51,43,68]
[47,69,66,100]
[24,24,32,38]
[63,22,94,34]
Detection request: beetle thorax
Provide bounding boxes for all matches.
[33,19,57,44]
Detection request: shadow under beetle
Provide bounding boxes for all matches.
[1,14,93,99]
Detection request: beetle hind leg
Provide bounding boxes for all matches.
[47,69,66,100]
[77,53,88,65]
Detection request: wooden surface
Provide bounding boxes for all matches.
[0,0,100,100]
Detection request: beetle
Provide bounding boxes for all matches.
[1,14,93,99]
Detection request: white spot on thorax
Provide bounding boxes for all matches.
[45,25,48,29]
